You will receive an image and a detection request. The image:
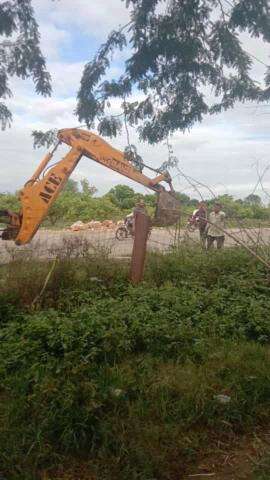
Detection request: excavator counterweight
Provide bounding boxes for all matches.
[1,128,181,245]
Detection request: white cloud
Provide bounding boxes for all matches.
[39,22,71,61]
[7,95,77,128]
[0,128,46,193]
[239,32,270,84]
[47,61,123,98]
[33,0,130,38]
[49,61,85,97]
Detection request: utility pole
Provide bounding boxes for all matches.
[130,211,151,284]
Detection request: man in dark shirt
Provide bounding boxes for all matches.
[189,202,208,248]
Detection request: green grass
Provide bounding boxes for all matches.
[1,247,270,479]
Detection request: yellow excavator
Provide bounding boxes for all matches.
[0,128,181,245]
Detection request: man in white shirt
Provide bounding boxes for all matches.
[207,203,226,250]
[124,212,134,234]
[124,200,147,235]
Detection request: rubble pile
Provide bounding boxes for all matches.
[69,220,123,232]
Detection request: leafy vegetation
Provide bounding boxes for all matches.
[0,181,145,227]
[0,0,51,129]
[1,247,270,478]
[77,0,270,143]
[1,180,270,228]
[1,2,269,145]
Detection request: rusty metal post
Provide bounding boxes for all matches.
[130,211,151,284]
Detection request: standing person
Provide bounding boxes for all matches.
[124,200,146,236]
[124,212,134,235]
[189,201,208,248]
[207,203,226,250]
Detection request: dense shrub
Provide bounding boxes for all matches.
[1,248,270,479]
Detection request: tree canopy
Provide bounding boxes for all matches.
[1,0,270,147]
[0,0,51,129]
[108,184,141,209]
[244,193,262,205]
[77,0,270,143]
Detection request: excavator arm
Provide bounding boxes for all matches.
[2,128,180,245]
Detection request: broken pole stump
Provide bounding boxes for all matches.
[130,211,151,284]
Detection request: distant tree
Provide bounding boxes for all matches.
[108,184,136,209]
[0,0,51,129]
[244,193,262,206]
[80,178,98,197]
[143,193,156,207]
[189,198,199,207]
[176,193,191,205]
[0,192,20,213]
[45,198,67,226]
[250,204,269,220]
[63,179,79,194]
[77,0,270,144]
[211,194,235,208]
[1,184,269,225]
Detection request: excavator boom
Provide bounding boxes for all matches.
[57,129,171,191]
[2,128,180,245]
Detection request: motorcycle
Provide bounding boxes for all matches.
[115,223,133,241]
[115,222,152,241]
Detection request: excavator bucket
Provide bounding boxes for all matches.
[153,191,181,227]
[0,210,21,240]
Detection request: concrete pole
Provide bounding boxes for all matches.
[130,211,151,284]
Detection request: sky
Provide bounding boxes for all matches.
[1,0,270,201]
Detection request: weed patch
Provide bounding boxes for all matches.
[1,247,270,479]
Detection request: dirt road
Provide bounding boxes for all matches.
[1,226,270,264]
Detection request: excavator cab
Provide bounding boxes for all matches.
[1,128,181,245]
